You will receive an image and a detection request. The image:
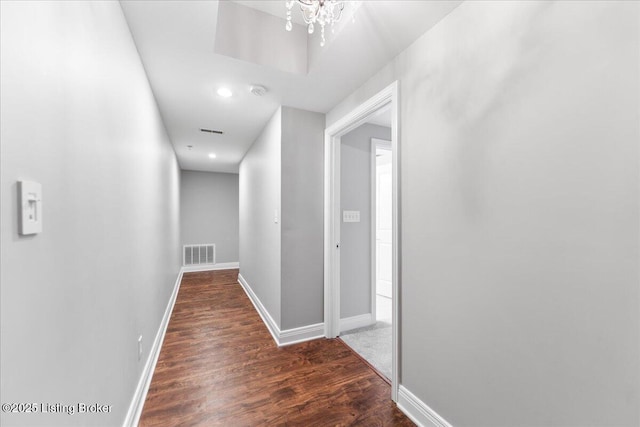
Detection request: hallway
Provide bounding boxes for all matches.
[2,2,639,426]
[140,270,412,426]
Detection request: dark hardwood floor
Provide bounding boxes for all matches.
[139,269,413,426]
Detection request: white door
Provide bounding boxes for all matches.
[376,149,392,299]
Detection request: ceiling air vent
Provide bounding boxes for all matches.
[250,85,267,97]
[200,128,223,134]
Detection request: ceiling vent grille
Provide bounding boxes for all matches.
[200,128,223,134]
[250,85,267,96]
[183,244,215,266]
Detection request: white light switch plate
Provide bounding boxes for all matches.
[343,210,360,223]
[18,180,42,235]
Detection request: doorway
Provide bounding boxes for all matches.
[324,82,399,401]
[335,123,393,379]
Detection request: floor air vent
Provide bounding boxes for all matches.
[183,244,215,266]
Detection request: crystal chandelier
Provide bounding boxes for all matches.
[285,0,345,47]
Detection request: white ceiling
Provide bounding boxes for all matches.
[232,0,308,25]
[120,0,462,173]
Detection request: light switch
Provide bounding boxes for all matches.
[18,180,42,235]
[343,210,360,223]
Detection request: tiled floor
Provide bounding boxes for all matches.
[340,294,393,379]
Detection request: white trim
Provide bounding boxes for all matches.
[371,138,392,322]
[397,386,453,427]
[237,273,324,347]
[279,322,325,346]
[181,262,239,273]
[324,127,341,340]
[390,81,400,404]
[123,269,184,427]
[370,140,377,323]
[324,80,400,402]
[237,273,280,344]
[340,313,374,333]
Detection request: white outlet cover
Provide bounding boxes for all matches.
[343,210,360,223]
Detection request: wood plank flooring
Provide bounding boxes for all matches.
[139,269,413,426]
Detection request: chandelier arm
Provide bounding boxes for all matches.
[286,0,346,46]
[301,7,318,24]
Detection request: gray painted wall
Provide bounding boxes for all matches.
[281,107,325,330]
[328,1,639,426]
[239,108,282,326]
[181,171,239,263]
[0,2,181,426]
[239,106,325,331]
[340,124,391,319]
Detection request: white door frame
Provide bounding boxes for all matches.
[371,137,392,321]
[324,81,400,401]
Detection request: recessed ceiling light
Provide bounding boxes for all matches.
[217,87,232,98]
[208,153,217,159]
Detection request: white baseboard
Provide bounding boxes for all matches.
[237,273,324,347]
[123,269,184,427]
[340,313,374,333]
[237,273,280,344]
[397,385,452,427]
[279,322,325,346]
[182,262,239,273]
